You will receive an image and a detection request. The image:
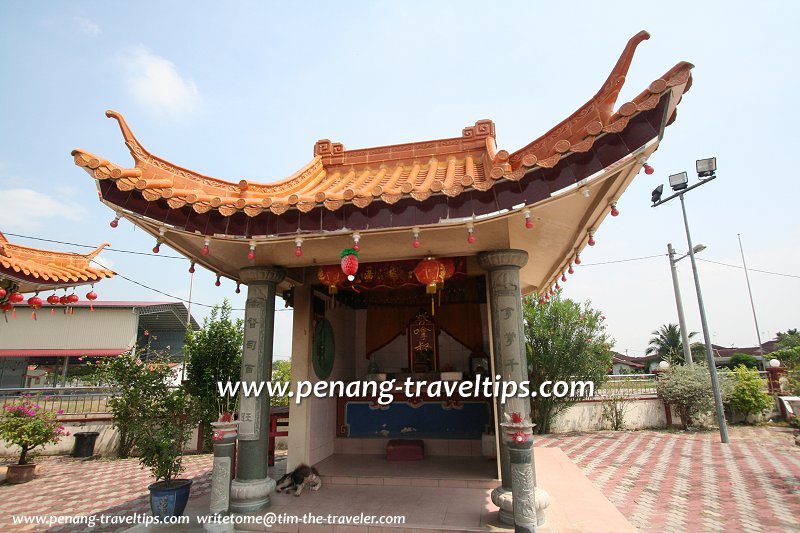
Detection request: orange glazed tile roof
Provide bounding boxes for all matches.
[0,231,115,290]
[72,31,692,220]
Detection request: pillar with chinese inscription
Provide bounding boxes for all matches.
[229,266,284,514]
[479,250,547,530]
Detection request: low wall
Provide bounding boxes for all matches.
[551,398,668,433]
[0,419,202,460]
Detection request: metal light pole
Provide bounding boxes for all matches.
[737,234,763,352]
[667,243,693,366]
[651,157,729,444]
[679,193,729,443]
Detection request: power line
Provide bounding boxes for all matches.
[3,232,185,260]
[697,258,800,280]
[577,254,665,266]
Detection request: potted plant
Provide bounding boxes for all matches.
[136,385,198,518]
[0,396,69,483]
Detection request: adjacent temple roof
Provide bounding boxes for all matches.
[72,31,692,231]
[0,231,115,292]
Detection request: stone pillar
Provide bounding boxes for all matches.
[230,266,284,514]
[479,250,543,529]
[286,284,313,471]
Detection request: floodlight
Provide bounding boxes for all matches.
[696,157,717,178]
[692,244,706,254]
[651,184,664,204]
[669,172,689,191]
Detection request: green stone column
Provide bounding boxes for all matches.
[229,266,284,514]
[479,250,545,529]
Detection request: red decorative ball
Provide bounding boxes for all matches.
[610,205,620,217]
[538,298,545,305]
[412,238,420,249]
[525,219,534,229]
[9,292,24,304]
[562,274,567,282]
[0,288,5,299]
[110,218,119,228]
[86,291,98,301]
[47,294,60,305]
[1,303,12,312]
[60,296,69,305]
[295,246,303,257]
[568,265,575,274]
[341,254,359,277]
[188,264,195,274]
[152,244,160,254]
[353,244,360,252]
[215,279,221,287]
[467,233,476,244]
[68,294,79,304]
[588,235,596,246]
[247,250,256,260]
[28,296,43,309]
[644,163,655,175]
[201,245,210,255]
[574,255,582,265]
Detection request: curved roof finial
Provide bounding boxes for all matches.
[594,30,651,122]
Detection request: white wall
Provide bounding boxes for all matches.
[550,399,668,433]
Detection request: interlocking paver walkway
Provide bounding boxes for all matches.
[537,426,800,532]
[0,454,213,532]
[1,427,798,532]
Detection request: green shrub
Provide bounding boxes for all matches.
[728,365,773,420]
[657,363,729,429]
[729,353,758,369]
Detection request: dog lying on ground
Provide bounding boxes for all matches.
[276,464,322,496]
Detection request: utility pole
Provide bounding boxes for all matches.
[737,234,763,352]
[667,243,693,366]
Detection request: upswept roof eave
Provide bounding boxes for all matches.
[71,31,692,223]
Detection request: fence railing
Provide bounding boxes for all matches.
[0,386,115,416]
[595,374,659,399]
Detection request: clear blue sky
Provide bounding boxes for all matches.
[1,1,798,359]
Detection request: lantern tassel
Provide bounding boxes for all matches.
[90,304,94,312]
[31,310,37,321]
[12,309,16,319]
[69,307,74,315]
[51,308,55,315]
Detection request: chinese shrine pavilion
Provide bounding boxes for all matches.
[72,31,692,529]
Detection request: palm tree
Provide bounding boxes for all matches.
[646,323,698,365]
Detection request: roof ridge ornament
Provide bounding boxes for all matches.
[593,30,651,124]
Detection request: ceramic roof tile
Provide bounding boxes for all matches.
[72,31,692,220]
[0,231,115,289]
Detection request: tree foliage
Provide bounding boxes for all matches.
[728,365,773,420]
[271,359,292,407]
[646,323,698,366]
[656,363,730,429]
[0,397,69,464]
[92,350,177,458]
[135,386,197,485]
[184,300,243,448]
[523,292,612,434]
[728,353,759,370]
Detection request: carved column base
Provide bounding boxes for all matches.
[492,485,550,527]
[229,477,275,513]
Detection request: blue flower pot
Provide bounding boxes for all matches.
[148,479,193,518]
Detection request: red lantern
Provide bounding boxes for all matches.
[318,265,345,295]
[610,204,620,217]
[0,288,6,299]
[587,234,596,246]
[568,264,575,275]
[340,248,359,281]
[414,257,447,295]
[574,254,581,265]
[47,294,59,315]
[28,296,42,309]
[1,302,13,319]
[9,292,24,304]
[60,295,69,305]
[68,293,79,304]
[86,290,98,312]
[643,163,654,175]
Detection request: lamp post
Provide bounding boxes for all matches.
[651,157,729,444]
[667,243,705,366]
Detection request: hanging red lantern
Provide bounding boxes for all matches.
[47,294,59,314]
[412,227,421,249]
[1,302,13,320]
[86,290,98,311]
[0,288,6,299]
[574,254,581,265]
[110,215,120,228]
[68,293,79,304]
[28,295,42,320]
[9,292,24,304]
[610,204,620,217]
[340,248,359,281]
[568,264,575,275]
[643,163,654,175]
[318,265,345,295]
[414,257,447,295]
[523,209,534,229]
[188,262,196,274]
[587,233,596,246]
[294,238,303,257]
[561,274,567,282]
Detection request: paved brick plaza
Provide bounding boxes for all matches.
[1,426,798,532]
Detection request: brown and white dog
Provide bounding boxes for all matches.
[276,464,322,496]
